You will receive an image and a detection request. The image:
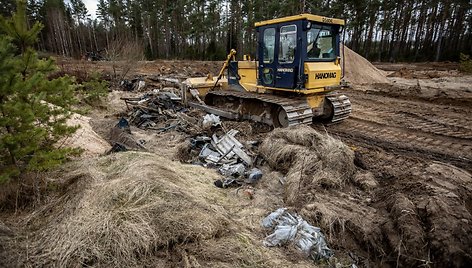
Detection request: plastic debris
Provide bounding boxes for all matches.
[262,208,333,262]
[245,168,263,184]
[202,114,221,129]
[116,117,131,133]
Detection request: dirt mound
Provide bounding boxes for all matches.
[259,125,356,200]
[342,45,391,85]
[259,126,472,267]
[386,67,452,79]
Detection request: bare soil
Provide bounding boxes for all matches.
[305,61,472,267]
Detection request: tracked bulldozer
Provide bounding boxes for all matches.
[183,14,351,127]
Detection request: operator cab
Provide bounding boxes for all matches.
[255,14,344,89]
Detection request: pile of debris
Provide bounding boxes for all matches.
[120,77,146,91]
[119,88,262,189]
[185,129,262,189]
[121,89,195,132]
[119,75,185,92]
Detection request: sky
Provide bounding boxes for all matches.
[83,0,98,18]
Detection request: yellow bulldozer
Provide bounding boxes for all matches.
[183,14,351,127]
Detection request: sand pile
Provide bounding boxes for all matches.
[60,113,111,157]
[16,152,229,267]
[341,45,391,85]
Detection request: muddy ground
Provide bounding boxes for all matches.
[314,65,472,266]
[1,59,471,267]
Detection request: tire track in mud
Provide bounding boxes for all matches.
[325,117,472,171]
[353,107,472,140]
[323,89,472,170]
[347,91,472,140]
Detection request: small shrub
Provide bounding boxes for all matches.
[0,1,79,182]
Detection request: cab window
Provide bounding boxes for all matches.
[279,25,297,64]
[263,28,275,63]
[307,25,335,60]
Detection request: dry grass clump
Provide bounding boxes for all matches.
[259,125,355,204]
[187,231,315,268]
[258,126,376,256]
[21,151,229,267]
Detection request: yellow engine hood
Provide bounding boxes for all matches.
[304,62,341,90]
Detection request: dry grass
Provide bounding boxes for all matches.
[16,152,229,267]
[259,125,355,204]
[258,126,378,257]
[0,151,320,267]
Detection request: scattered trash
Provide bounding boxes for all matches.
[219,163,245,177]
[116,117,131,132]
[191,136,212,147]
[245,168,263,184]
[114,78,265,196]
[117,87,259,191]
[214,177,241,188]
[202,114,221,129]
[278,176,286,185]
[262,208,333,262]
[243,188,255,199]
[108,118,145,153]
[199,144,220,161]
[211,129,253,165]
[182,128,260,190]
[121,90,193,132]
[236,185,255,199]
[120,78,145,91]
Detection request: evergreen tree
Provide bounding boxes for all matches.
[0,0,79,182]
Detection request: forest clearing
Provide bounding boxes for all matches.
[1,0,472,267]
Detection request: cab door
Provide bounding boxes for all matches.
[258,27,276,87]
[275,24,299,89]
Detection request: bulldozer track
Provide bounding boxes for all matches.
[206,90,352,126]
[349,96,472,140]
[207,90,313,126]
[326,94,352,123]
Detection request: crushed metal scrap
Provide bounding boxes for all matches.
[117,80,262,189]
[188,129,262,188]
